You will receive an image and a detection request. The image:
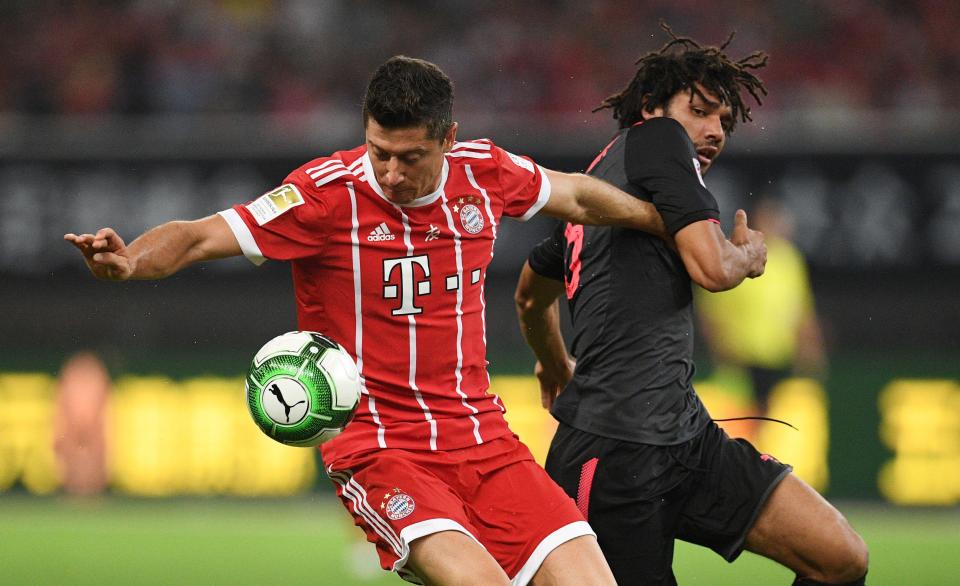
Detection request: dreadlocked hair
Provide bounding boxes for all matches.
[596,21,768,130]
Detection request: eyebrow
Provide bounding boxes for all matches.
[692,93,733,125]
[692,92,722,111]
[368,141,428,158]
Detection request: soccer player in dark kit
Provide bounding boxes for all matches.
[515,25,869,586]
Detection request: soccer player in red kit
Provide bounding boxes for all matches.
[66,56,667,585]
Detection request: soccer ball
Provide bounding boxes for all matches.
[246,331,362,447]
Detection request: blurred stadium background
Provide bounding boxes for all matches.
[1,1,958,584]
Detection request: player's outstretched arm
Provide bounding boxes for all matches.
[515,261,574,409]
[64,214,242,281]
[676,209,766,292]
[541,169,667,238]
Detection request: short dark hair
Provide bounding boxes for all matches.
[362,55,454,141]
[596,22,768,131]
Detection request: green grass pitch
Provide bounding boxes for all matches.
[0,495,957,584]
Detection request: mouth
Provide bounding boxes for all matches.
[384,185,410,197]
[696,146,718,168]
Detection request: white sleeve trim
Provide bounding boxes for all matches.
[217,209,266,266]
[510,521,595,586]
[393,519,483,574]
[517,165,552,222]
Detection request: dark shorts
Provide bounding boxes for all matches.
[545,420,792,586]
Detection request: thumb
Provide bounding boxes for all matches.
[733,209,748,231]
[731,209,749,242]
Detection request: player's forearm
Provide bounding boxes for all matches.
[124,221,215,279]
[576,174,666,235]
[687,245,753,292]
[679,222,765,292]
[515,267,571,376]
[554,173,666,238]
[703,241,759,291]
[517,299,570,376]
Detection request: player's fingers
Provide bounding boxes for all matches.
[733,209,748,231]
[65,233,92,244]
[91,251,129,273]
[65,234,97,255]
[92,250,121,264]
[539,383,555,410]
[94,227,117,240]
[92,252,132,280]
[93,228,122,250]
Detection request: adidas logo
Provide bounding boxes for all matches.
[367,222,396,242]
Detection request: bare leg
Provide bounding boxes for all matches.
[531,535,616,586]
[745,474,868,583]
[406,530,510,586]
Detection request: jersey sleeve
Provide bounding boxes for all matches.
[625,118,719,235]
[490,144,552,221]
[217,168,331,265]
[527,221,566,281]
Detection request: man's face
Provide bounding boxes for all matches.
[365,119,457,205]
[647,83,732,174]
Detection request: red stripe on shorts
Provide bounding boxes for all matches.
[576,457,599,519]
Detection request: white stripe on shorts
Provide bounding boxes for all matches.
[510,520,596,586]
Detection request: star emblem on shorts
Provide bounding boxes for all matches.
[380,487,403,509]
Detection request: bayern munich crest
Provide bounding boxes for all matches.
[453,196,484,234]
[381,488,416,521]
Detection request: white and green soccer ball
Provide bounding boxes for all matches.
[246,331,361,447]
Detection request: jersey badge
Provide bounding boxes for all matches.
[505,150,535,173]
[691,158,707,188]
[425,224,441,241]
[380,488,416,521]
[246,184,305,226]
[454,196,484,234]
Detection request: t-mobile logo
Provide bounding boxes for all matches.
[383,255,431,316]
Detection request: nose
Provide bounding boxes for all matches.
[705,115,724,145]
[382,159,405,187]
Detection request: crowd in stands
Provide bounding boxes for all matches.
[1,0,955,119]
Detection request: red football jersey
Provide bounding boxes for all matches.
[219,140,551,460]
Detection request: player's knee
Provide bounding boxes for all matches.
[813,526,868,583]
[407,532,511,585]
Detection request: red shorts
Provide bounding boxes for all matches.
[325,434,592,584]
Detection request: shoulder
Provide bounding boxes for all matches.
[446,139,495,164]
[286,146,369,193]
[626,118,695,157]
[447,138,540,176]
[628,117,691,142]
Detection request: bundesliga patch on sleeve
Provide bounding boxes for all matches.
[246,184,305,225]
[691,158,706,188]
[504,150,535,173]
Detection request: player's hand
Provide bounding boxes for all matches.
[64,227,134,281]
[534,357,575,410]
[730,209,767,278]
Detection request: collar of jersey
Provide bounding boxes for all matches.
[362,152,449,208]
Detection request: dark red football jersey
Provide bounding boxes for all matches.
[220,140,551,459]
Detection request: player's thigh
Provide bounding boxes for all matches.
[531,534,615,586]
[545,424,686,585]
[326,449,480,578]
[744,474,868,582]
[406,530,510,586]
[470,441,597,583]
[675,421,791,562]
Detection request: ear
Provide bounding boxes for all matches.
[638,94,664,120]
[442,122,458,151]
